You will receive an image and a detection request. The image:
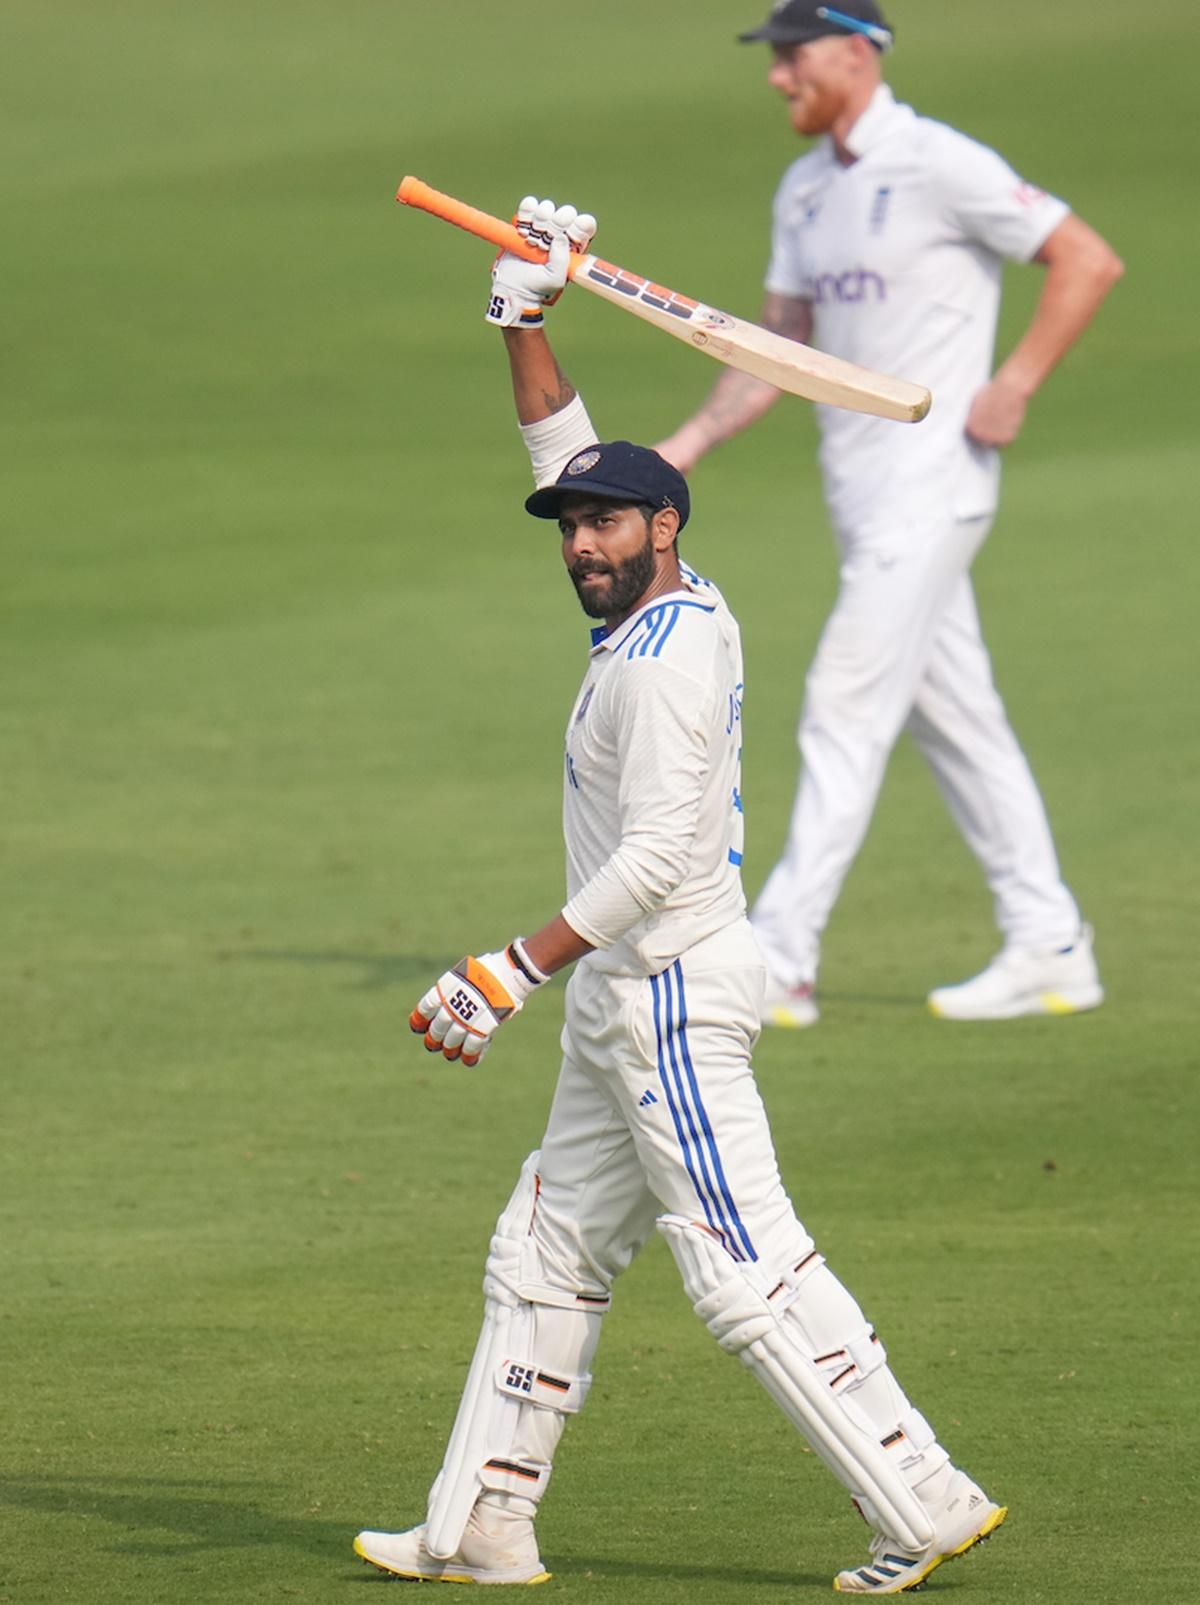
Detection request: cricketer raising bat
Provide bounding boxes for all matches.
[396,177,931,424]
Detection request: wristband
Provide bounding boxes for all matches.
[508,937,551,988]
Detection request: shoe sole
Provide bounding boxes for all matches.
[833,1505,1007,1595]
[927,988,1104,1021]
[353,1536,550,1586]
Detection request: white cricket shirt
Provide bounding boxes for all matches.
[766,85,1069,530]
[561,567,747,977]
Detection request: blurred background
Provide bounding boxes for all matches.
[3,4,1196,1602]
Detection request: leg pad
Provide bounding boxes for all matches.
[660,1215,936,1551]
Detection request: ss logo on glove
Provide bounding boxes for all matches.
[448,988,478,1020]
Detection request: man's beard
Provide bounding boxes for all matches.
[790,79,842,137]
[569,531,656,620]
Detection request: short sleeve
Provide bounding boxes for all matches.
[765,166,815,297]
[928,124,1070,263]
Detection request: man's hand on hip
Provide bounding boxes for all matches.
[486,197,597,328]
[965,374,1031,448]
[410,942,549,1067]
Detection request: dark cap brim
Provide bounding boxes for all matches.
[525,477,689,531]
[525,478,645,520]
[737,24,828,43]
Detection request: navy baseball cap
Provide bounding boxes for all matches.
[525,441,691,532]
[738,1,894,50]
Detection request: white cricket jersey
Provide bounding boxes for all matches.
[561,567,747,977]
[766,85,1069,530]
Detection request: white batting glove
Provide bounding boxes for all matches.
[486,197,598,328]
[409,940,550,1067]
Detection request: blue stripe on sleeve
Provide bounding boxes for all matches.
[651,606,681,658]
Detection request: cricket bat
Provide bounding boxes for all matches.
[396,177,931,424]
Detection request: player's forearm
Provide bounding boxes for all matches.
[996,215,1125,399]
[522,914,594,976]
[658,291,810,471]
[503,326,599,486]
[665,368,783,464]
[502,326,578,424]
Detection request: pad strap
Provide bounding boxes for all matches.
[478,1455,552,1498]
[497,1357,592,1413]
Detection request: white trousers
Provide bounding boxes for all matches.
[751,514,1082,986]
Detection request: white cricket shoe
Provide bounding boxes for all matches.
[833,1470,1007,1594]
[761,977,819,1029]
[927,925,1103,1021]
[354,1504,550,1585]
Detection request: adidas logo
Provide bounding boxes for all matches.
[638,1089,658,1108]
[968,1494,984,1510]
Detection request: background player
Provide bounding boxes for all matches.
[353,198,1006,1595]
[657,1,1124,1025]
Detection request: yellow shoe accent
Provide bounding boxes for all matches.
[1039,992,1078,1015]
[951,1502,1007,1555]
[352,1534,550,1585]
[913,1504,1008,1592]
[832,1504,1007,1593]
[926,999,945,1019]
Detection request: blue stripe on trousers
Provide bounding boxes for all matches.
[670,961,757,1263]
[650,971,738,1256]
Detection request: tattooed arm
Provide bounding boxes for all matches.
[502,328,578,426]
[502,327,601,490]
[655,292,813,474]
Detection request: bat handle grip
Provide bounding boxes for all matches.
[396,176,581,278]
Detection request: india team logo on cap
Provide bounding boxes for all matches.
[566,449,602,475]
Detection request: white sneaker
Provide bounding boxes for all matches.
[354,1505,550,1585]
[833,1470,1007,1594]
[927,925,1103,1021]
[762,977,819,1028]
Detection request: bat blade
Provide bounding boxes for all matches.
[396,177,931,424]
[571,253,929,422]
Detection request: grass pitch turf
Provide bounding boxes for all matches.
[2,3,1197,1601]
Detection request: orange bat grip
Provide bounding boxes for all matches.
[396,176,581,278]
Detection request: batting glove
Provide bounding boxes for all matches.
[486,196,598,328]
[410,940,550,1067]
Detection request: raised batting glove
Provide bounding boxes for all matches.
[410,940,550,1067]
[486,197,598,328]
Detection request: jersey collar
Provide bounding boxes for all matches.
[841,83,905,161]
[588,572,717,657]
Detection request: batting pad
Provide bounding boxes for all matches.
[424,1152,608,1560]
[659,1215,936,1552]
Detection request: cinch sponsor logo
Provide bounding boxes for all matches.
[584,258,731,327]
[809,268,887,305]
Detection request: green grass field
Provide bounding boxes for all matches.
[2,3,1197,1601]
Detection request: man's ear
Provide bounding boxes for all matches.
[847,33,880,75]
[652,506,681,551]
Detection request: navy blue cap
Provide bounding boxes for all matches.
[525,441,690,531]
[739,1,893,50]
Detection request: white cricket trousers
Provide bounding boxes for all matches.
[752,513,1082,986]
